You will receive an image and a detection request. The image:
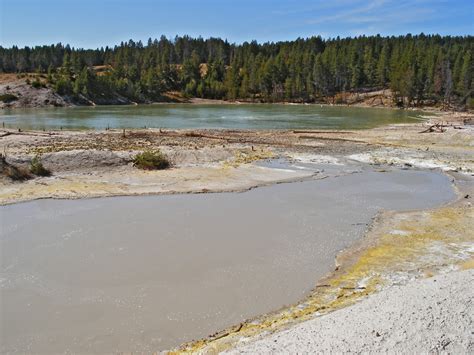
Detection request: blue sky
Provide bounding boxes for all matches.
[1,0,473,48]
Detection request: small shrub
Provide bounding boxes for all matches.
[133,150,170,170]
[0,93,18,103]
[31,79,45,89]
[467,97,474,110]
[54,78,73,95]
[29,155,51,176]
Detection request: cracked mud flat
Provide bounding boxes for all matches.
[1,110,473,353]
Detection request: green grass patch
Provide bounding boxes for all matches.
[133,150,170,170]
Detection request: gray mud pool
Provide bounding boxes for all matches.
[0,167,455,352]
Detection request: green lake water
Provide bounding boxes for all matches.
[0,104,426,130]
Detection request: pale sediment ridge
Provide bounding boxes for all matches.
[226,269,474,354]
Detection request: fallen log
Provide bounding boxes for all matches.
[419,123,446,133]
[298,135,366,143]
[293,130,352,134]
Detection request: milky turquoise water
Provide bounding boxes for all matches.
[0,104,425,130]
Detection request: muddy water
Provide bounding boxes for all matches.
[0,169,455,353]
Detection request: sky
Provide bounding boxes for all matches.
[1,0,473,48]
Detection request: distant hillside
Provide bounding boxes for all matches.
[0,34,473,109]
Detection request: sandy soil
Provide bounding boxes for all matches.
[226,269,474,354]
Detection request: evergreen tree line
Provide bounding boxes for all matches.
[1,34,473,107]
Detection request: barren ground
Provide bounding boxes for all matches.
[0,74,70,109]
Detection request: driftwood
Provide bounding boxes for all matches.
[156,129,366,147]
[209,323,244,341]
[341,286,367,290]
[0,130,57,138]
[292,130,352,134]
[419,123,447,133]
[420,122,466,133]
[184,132,220,139]
[298,135,365,143]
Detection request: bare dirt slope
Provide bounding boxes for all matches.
[0,73,70,109]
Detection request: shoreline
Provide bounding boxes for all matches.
[173,169,473,353]
[1,94,460,114]
[0,74,467,114]
[3,165,455,353]
[1,110,473,206]
[1,111,473,353]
